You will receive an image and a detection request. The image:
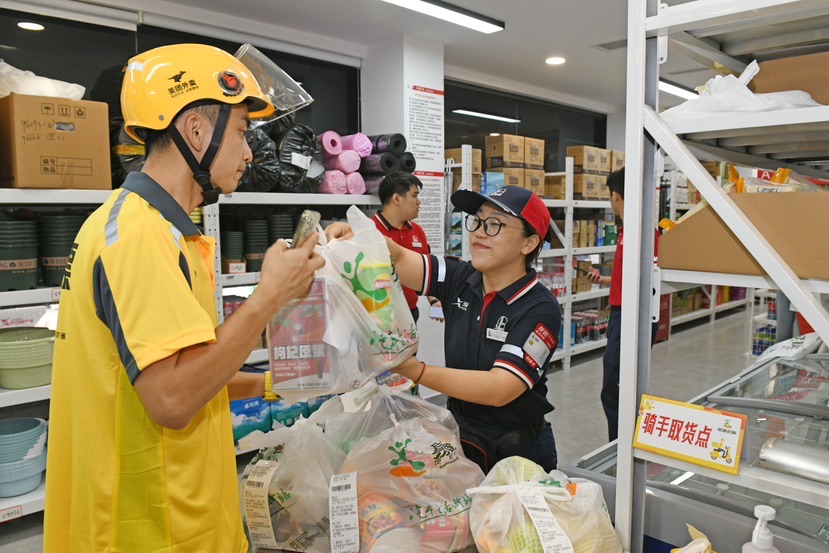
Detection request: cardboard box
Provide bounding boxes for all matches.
[490,167,525,187]
[524,137,545,169]
[657,192,829,279]
[525,169,545,196]
[449,168,483,192]
[567,145,603,173]
[573,173,607,198]
[0,94,111,189]
[545,174,565,199]
[486,134,525,168]
[750,52,829,105]
[611,151,625,172]
[598,148,612,173]
[445,148,482,173]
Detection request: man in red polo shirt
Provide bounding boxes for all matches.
[372,171,437,322]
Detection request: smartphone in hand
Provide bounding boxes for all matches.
[290,210,321,249]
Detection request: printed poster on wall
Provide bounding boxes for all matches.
[633,394,747,475]
[406,84,444,256]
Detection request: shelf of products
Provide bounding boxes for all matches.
[218,192,380,206]
[0,385,52,408]
[620,1,829,550]
[0,287,62,308]
[0,482,45,523]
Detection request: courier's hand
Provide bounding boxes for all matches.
[586,268,605,285]
[391,356,422,381]
[325,222,353,242]
[254,234,324,313]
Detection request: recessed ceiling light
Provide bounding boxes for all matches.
[489,132,500,136]
[18,22,45,31]
[545,57,566,65]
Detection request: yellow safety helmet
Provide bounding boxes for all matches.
[122,43,310,144]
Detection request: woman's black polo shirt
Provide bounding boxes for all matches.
[420,254,562,429]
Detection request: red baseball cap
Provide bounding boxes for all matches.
[451,186,551,241]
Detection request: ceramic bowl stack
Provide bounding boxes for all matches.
[0,218,38,292]
[0,418,48,498]
[220,230,244,262]
[268,213,294,244]
[243,220,268,272]
[37,213,86,287]
[0,327,55,389]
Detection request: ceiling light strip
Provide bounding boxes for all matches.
[452,109,521,123]
[381,0,504,34]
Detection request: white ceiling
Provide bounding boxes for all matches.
[148,0,712,112]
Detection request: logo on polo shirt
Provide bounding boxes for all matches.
[495,316,508,331]
[412,236,423,248]
[452,297,470,311]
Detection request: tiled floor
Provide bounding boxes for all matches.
[0,309,753,552]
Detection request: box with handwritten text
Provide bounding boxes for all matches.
[0,94,110,189]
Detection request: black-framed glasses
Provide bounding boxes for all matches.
[464,214,525,237]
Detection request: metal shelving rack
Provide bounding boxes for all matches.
[618,1,829,550]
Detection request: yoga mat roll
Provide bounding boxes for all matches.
[367,133,407,156]
[399,152,417,174]
[317,130,342,158]
[346,172,366,195]
[325,150,361,174]
[318,170,347,194]
[364,175,385,195]
[360,152,400,175]
[340,133,373,158]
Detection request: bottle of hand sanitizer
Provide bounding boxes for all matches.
[743,505,781,553]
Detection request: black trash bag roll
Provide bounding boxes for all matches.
[274,124,324,193]
[360,153,400,175]
[237,127,280,192]
[399,152,417,173]
[260,114,296,143]
[366,133,407,156]
[110,118,145,188]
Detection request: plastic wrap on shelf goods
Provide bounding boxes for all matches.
[272,124,325,193]
[237,126,281,192]
[325,150,361,174]
[346,172,366,195]
[467,457,623,553]
[318,170,347,194]
[266,206,417,402]
[308,382,458,454]
[317,130,342,158]
[364,175,384,195]
[367,133,407,157]
[339,416,484,552]
[240,419,345,552]
[110,119,145,188]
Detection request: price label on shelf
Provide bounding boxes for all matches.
[51,288,61,302]
[0,505,23,523]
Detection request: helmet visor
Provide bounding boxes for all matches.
[235,43,313,121]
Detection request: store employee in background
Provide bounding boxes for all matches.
[43,44,335,553]
[389,186,561,473]
[586,167,660,442]
[372,171,440,321]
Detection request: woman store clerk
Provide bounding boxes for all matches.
[389,186,562,473]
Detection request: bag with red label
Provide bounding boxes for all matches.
[339,416,484,552]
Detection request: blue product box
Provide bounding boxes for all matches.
[230,396,272,443]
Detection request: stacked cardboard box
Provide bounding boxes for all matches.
[484,134,546,194]
[445,147,483,192]
[565,145,619,200]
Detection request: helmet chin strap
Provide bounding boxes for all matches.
[167,103,232,206]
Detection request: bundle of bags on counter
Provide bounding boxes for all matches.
[240,384,624,553]
[315,130,417,195]
[265,206,417,403]
[240,382,484,552]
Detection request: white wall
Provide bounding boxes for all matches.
[606,105,627,151]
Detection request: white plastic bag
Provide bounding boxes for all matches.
[339,416,484,552]
[467,457,623,553]
[266,206,417,402]
[240,418,346,552]
[308,381,458,454]
[661,60,820,122]
[0,60,84,99]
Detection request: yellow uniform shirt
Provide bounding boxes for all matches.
[44,173,247,553]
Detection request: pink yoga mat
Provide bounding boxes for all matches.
[318,131,342,158]
[319,170,347,194]
[346,172,366,195]
[340,133,373,158]
[325,150,361,174]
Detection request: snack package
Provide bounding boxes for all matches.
[266,207,418,403]
[240,419,346,552]
[308,381,458,454]
[468,457,623,553]
[339,417,484,552]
